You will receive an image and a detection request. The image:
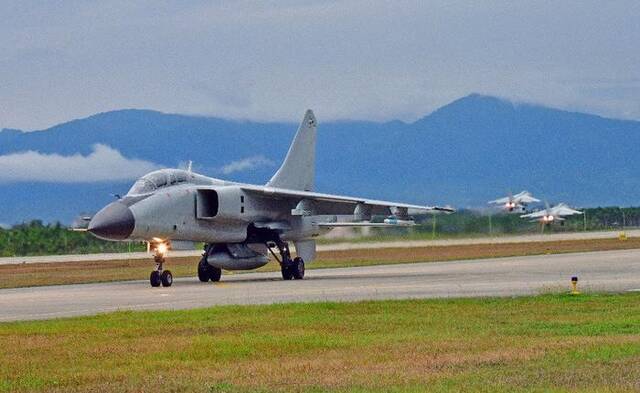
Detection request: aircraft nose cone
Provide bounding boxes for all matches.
[88,202,135,240]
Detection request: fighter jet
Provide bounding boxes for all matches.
[520,202,582,225]
[489,191,540,212]
[87,110,453,287]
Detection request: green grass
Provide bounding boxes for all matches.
[1,294,640,392]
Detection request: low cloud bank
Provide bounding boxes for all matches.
[0,144,160,183]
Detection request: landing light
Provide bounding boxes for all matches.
[156,242,168,255]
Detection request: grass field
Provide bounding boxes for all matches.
[2,237,640,289]
[1,293,639,392]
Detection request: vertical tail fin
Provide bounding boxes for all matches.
[267,110,317,191]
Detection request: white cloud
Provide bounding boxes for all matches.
[221,155,274,175]
[0,144,160,183]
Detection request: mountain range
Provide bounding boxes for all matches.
[1,94,639,224]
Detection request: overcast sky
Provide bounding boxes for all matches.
[1,0,639,130]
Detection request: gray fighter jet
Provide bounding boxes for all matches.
[520,202,582,225]
[88,110,453,287]
[489,191,540,212]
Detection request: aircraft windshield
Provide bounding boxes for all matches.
[128,178,158,195]
[127,169,219,195]
[127,170,188,195]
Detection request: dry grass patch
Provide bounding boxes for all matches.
[2,237,640,289]
[311,237,640,267]
[0,256,199,289]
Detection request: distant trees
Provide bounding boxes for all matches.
[0,221,145,257]
[411,210,537,236]
[406,207,640,238]
[576,207,640,230]
[1,208,639,257]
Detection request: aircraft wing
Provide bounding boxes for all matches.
[488,197,510,204]
[551,205,582,216]
[241,185,454,216]
[520,210,545,219]
[516,195,540,203]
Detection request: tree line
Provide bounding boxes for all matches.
[0,220,145,257]
[367,207,640,239]
[412,206,640,235]
[1,207,639,257]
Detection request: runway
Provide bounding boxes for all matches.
[1,248,639,322]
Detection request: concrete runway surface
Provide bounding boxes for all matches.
[1,249,640,322]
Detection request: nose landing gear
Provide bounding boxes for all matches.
[149,244,172,287]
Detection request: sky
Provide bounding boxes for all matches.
[1,0,639,131]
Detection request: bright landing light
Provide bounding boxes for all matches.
[156,242,168,255]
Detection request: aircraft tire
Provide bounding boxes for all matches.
[150,271,161,287]
[281,265,293,280]
[161,270,173,287]
[292,257,305,280]
[210,266,222,282]
[197,258,210,282]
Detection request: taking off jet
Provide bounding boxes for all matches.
[489,191,540,212]
[88,110,453,287]
[520,202,582,225]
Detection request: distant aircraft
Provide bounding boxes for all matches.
[520,203,582,225]
[489,191,540,212]
[87,110,453,287]
[70,215,92,231]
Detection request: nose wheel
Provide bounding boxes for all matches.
[150,254,172,287]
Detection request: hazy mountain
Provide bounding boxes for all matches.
[2,94,639,224]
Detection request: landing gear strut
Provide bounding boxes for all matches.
[198,246,222,282]
[268,239,305,280]
[150,253,173,287]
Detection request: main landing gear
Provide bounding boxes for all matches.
[267,240,305,280]
[198,246,222,282]
[150,252,173,287]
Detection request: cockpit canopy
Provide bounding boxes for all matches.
[127,169,216,195]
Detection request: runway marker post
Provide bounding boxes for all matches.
[571,276,580,295]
